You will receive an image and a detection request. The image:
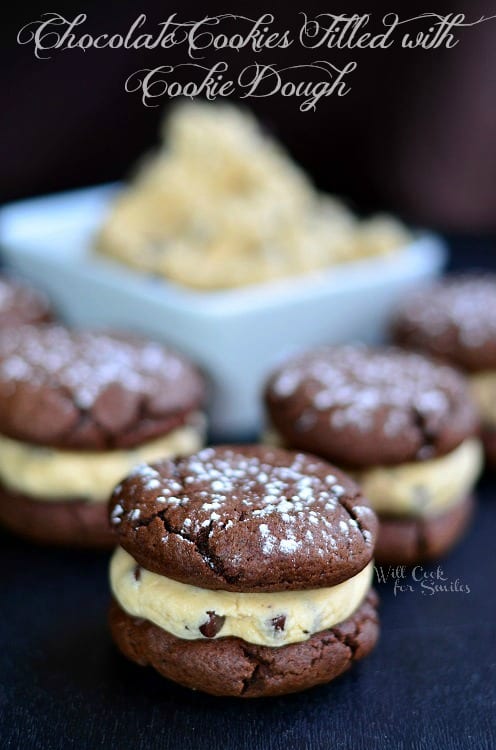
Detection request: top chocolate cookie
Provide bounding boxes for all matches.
[109,445,377,592]
[0,277,53,328]
[391,274,496,372]
[0,325,205,450]
[265,346,478,467]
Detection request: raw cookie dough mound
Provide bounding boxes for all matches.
[96,102,411,290]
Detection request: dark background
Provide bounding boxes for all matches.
[2,0,496,233]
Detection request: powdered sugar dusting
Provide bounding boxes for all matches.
[396,275,496,350]
[269,345,461,437]
[123,447,370,558]
[0,325,194,409]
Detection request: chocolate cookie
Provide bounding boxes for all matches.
[265,345,478,467]
[0,325,207,547]
[110,445,378,591]
[264,345,482,565]
[109,590,379,698]
[0,325,205,450]
[375,495,474,565]
[391,274,496,466]
[108,445,379,696]
[391,274,496,372]
[0,276,53,328]
[0,484,114,548]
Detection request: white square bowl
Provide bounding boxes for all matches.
[0,184,446,438]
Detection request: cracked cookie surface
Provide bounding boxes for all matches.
[391,274,496,372]
[265,345,478,467]
[109,590,379,697]
[0,325,205,450]
[109,445,377,592]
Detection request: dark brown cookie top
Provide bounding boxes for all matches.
[265,345,478,467]
[391,274,496,372]
[109,445,377,592]
[0,277,53,328]
[0,325,205,450]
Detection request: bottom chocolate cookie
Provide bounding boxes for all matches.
[109,591,379,698]
[0,483,115,548]
[375,494,474,565]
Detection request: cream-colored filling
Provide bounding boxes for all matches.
[264,428,482,518]
[470,371,496,427]
[354,438,482,517]
[110,546,373,647]
[0,418,205,502]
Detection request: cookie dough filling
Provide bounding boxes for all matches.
[0,419,204,502]
[110,546,373,647]
[469,371,496,427]
[265,430,481,518]
[354,438,482,517]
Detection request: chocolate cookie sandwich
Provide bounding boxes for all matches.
[0,325,206,547]
[109,445,379,697]
[264,346,482,564]
[391,274,496,465]
[0,276,53,327]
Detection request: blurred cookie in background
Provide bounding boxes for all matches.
[264,345,483,564]
[0,325,207,547]
[0,276,54,328]
[391,274,496,466]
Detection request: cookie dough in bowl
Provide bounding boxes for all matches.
[96,102,410,291]
[108,445,379,697]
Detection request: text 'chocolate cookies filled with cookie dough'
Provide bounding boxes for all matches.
[0,325,206,547]
[264,346,482,564]
[108,445,379,697]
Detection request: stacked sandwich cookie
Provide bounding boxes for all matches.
[391,274,496,466]
[264,346,482,564]
[0,325,206,547]
[108,445,379,697]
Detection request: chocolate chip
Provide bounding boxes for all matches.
[199,611,225,638]
[271,614,286,632]
[133,565,141,581]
